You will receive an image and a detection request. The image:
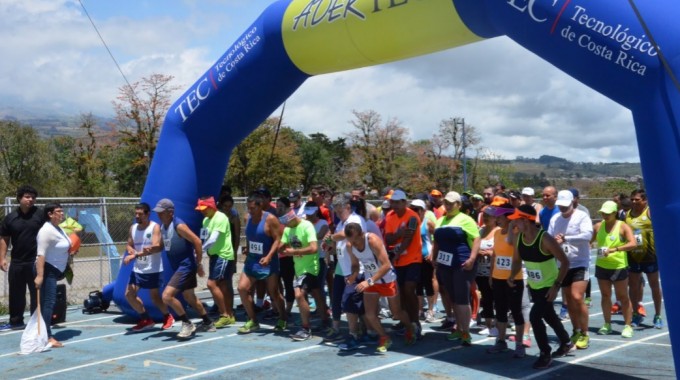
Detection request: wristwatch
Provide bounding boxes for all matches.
[367,278,374,286]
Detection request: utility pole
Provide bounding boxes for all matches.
[457,118,467,192]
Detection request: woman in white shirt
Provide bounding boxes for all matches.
[35,203,73,348]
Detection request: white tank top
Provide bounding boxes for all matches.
[351,233,396,284]
[132,221,163,274]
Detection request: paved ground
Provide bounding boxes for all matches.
[0,282,675,380]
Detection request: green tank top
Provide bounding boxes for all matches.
[595,221,628,270]
[517,230,558,289]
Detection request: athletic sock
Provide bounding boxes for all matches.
[201,314,212,324]
[178,314,190,323]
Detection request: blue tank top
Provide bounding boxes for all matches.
[246,212,273,258]
[421,219,431,258]
[433,226,471,266]
[162,217,196,271]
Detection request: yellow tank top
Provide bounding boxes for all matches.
[492,229,523,280]
[625,206,655,263]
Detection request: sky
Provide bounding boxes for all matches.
[0,0,641,163]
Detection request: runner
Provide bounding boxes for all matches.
[592,201,637,338]
[196,196,235,329]
[508,205,572,370]
[123,203,172,332]
[345,223,407,354]
[154,199,214,338]
[237,192,287,334]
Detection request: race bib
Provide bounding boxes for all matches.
[437,250,454,266]
[495,256,512,271]
[634,231,643,246]
[200,228,208,240]
[363,261,379,275]
[527,269,543,283]
[137,255,148,263]
[561,243,570,254]
[598,247,608,258]
[249,241,264,255]
[163,238,172,251]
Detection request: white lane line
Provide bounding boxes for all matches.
[22,335,232,379]
[173,345,322,380]
[589,337,671,347]
[334,337,495,380]
[521,331,669,380]
[0,332,129,359]
[0,314,120,336]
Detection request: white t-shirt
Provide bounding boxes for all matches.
[132,221,163,274]
[36,223,70,272]
[548,209,593,269]
[335,213,367,276]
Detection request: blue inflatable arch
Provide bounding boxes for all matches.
[107,0,680,366]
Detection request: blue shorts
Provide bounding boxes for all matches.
[167,268,197,291]
[243,254,279,280]
[341,274,365,315]
[628,261,658,274]
[129,271,161,289]
[209,256,235,281]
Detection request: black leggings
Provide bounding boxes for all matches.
[492,279,524,325]
[476,276,494,319]
[529,287,571,355]
[418,260,435,297]
[279,256,295,303]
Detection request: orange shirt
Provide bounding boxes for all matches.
[385,208,423,267]
[491,228,523,281]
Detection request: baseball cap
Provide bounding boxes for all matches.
[471,194,484,201]
[152,198,174,212]
[444,191,461,203]
[381,200,391,209]
[410,199,427,210]
[507,204,537,221]
[521,187,535,196]
[569,188,580,198]
[508,190,521,200]
[490,196,509,206]
[288,190,301,201]
[599,201,618,214]
[430,189,443,197]
[390,190,407,201]
[195,196,217,211]
[555,190,574,207]
[255,186,271,198]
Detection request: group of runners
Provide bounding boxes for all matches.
[0,183,662,370]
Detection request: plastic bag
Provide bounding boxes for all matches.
[20,309,50,354]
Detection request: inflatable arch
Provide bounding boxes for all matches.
[105,0,680,366]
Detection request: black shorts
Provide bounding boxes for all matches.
[595,266,629,282]
[561,267,589,287]
[628,261,658,274]
[395,263,422,286]
[167,268,197,291]
[293,273,320,291]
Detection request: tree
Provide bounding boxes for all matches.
[226,118,303,196]
[346,110,408,191]
[435,117,480,189]
[295,132,351,192]
[111,73,180,195]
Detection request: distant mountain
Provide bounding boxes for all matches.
[0,107,115,138]
[510,155,641,179]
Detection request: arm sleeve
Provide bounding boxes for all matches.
[202,230,221,252]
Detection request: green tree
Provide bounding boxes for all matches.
[295,132,351,192]
[226,118,303,196]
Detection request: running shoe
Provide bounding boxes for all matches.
[161,314,175,330]
[559,305,569,321]
[197,320,216,332]
[323,328,344,343]
[339,335,360,351]
[598,323,612,335]
[570,330,581,344]
[513,344,526,358]
[461,332,472,347]
[611,302,621,315]
[576,333,589,349]
[446,330,463,341]
[632,313,644,327]
[486,339,509,354]
[551,342,575,358]
[274,319,287,332]
[424,310,438,324]
[419,311,426,321]
[131,318,155,332]
[653,315,664,329]
[378,308,392,320]
[637,303,647,317]
[509,334,532,348]
[621,325,634,338]
[533,352,553,369]
[404,329,417,345]
[376,336,392,354]
[415,322,423,340]
[237,319,260,334]
[291,328,312,341]
[177,321,196,339]
[585,297,592,308]
[478,327,490,336]
[215,315,234,329]
[434,319,455,331]
[0,322,25,331]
